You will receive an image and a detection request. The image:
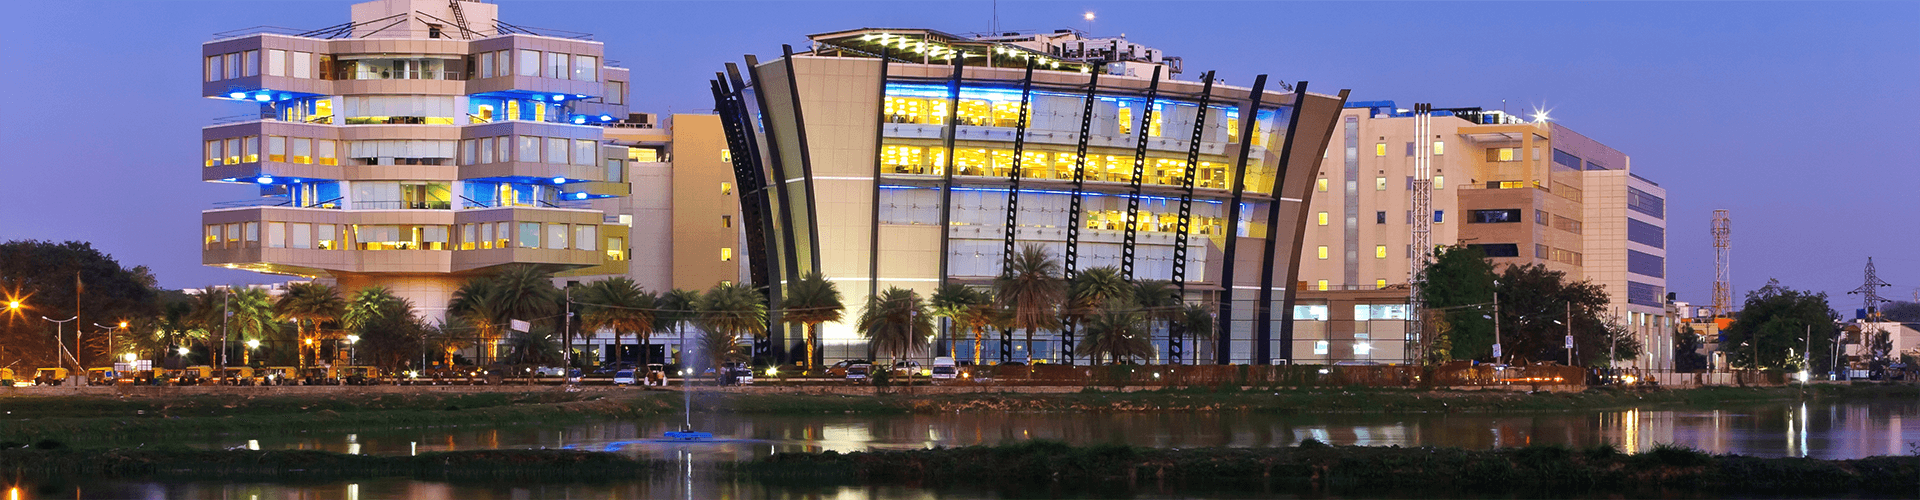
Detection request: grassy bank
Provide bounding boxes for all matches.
[1,443,1914,496]
[2,384,1912,443]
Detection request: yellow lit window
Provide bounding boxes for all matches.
[1433,141,1445,155]
[205,141,220,167]
[606,237,626,261]
[720,182,733,195]
[205,225,220,246]
[1375,245,1387,259]
[1317,212,1329,226]
[1317,280,1329,291]
[1434,175,1445,189]
[244,136,259,163]
[1375,143,1386,156]
[1375,177,1387,191]
[1495,148,1516,162]
[720,247,734,262]
[1117,105,1133,135]
[721,215,732,228]
[720,149,731,162]
[1316,246,1328,259]
[1376,279,1388,289]
[1316,178,1327,192]
[225,138,240,165]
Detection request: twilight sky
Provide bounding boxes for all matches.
[0,1,1914,312]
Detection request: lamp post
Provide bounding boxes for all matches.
[96,322,127,367]
[42,315,78,371]
[1491,282,1503,365]
[346,335,360,365]
[244,339,261,366]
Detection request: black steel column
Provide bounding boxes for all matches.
[1170,71,1216,364]
[1062,66,1102,365]
[865,48,893,369]
[1255,82,1310,365]
[1275,88,1352,365]
[738,58,795,362]
[1120,66,1163,281]
[709,77,774,295]
[999,61,1036,365]
[935,56,964,358]
[1215,74,1268,365]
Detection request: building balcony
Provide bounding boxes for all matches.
[201,205,615,276]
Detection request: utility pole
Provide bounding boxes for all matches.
[1492,285,1502,364]
[220,289,229,370]
[1565,301,1573,366]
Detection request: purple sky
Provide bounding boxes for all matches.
[1,1,1914,312]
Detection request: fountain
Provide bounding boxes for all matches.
[662,328,712,441]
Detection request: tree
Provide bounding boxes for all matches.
[1133,279,1181,363]
[1180,302,1215,365]
[1415,245,1497,363]
[783,272,844,369]
[1068,266,1133,322]
[448,278,504,365]
[1490,263,1615,366]
[1078,298,1153,364]
[857,287,934,368]
[579,277,656,367]
[697,282,767,364]
[695,325,747,374]
[503,325,563,367]
[446,265,559,365]
[655,289,699,367]
[184,288,229,367]
[1673,323,1709,372]
[275,282,344,369]
[227,288,283,366]
[351,293,428,371]
[1721,279,1837,371]
[0,240,160,369]
[1877,301,1920,322]
[930,283,989,363]
[993,244,1064,358]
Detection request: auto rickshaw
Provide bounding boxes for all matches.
[1,368,16,386]
[85,367,119,386]
[172,366,213,386]
[300,367,338,385]
[33,368,68,386]
[339,366,379,385]
[259,366,299,385]
[214,367,259,386]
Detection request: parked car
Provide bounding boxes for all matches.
[613,369,637,385]
[827,359,871,378]
[845,363,872,382]
[645,363,668,386]
[931,357,957,380]
[891,360,923,377]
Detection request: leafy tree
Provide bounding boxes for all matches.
[1673,324,1709,372]
[1133,279,1181,362]
[0,240,160,369]
[184,288,230,366]
[350,292,429,371]
[1415,245,1497,363]
[1078,298,1153,364]
[1877,300,1920,322]
[993,244,1064,358]
[697,282,767,364]
[783,272,844,369]
[1721,279,1838,371]
[579,277,656,366]
[274,282,344,369]
[857,287,935,368]
[1491,263,1616,366]
[656,289,700,366]
[1180,302,1215,365]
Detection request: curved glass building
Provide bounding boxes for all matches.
[714,28,1350,365]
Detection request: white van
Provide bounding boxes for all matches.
[931,357,957,380]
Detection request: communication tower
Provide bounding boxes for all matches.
[1711,210,1732,316]
[1407,103,1434,361]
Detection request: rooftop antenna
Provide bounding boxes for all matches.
[992,0,998,34]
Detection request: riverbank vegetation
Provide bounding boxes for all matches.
[2,384,1913,443]
[1,442,1913,496]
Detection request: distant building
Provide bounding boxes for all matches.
[1292,102,1671,368]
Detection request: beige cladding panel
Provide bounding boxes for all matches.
[877,225,941,282]
[668,114,744,291]
[790,57,882,282]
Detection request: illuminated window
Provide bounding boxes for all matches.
[1433,141,1445,155]
[606,237,626,261]
[1317,246,1329,259]
[226,223,239,243]
[1489,148,1517,162]
[477,223,493,250]
[316,140,336,165]
[224,138,240,165]
[1314,341,1329,355]
[495,222,511,249]
[1376,279,1388,289]
[317,225,337,250]
[721,247,734,261]
[204,225,220,247]
[460,224,476,250]
[1317,280,1329,291]
[1317,212,1329,226]
[1375,143,1386,157]
[291,138,311,164]
[1434,175,1444,189]
[1316,178,1327,192]
[720,182,733,195]
[1376,245,1387,259]
[204,141,220,167]
[1375,177,1387,191]
[721,215,732,228]
[243,136,259,163]
[629,147,660,163]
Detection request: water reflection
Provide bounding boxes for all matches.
[128,401,1916,462]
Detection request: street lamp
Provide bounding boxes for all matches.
[96,322,126,367]
[346,335,360,365]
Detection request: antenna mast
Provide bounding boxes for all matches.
[1711,209,1732,317]
[1407,103,1435,363]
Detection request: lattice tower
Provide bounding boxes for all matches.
[1407,103,1434,361]
[1711,209,1732,316]
[1848,257,1892,321]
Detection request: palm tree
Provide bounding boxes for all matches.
[857,287,935,369]
[993,244,1065,358]
[580,277,656,367]
[1180,303,1216,365]
[275,282,344,369]
[491,264,561,331]
[228,288,279,366]
[696,326,748,376]
[655,289,700,368]
[782,272,844,370]
[1132,279,1180,363]
[448,278,504,365]
[697,282,767,365]
[1068,266,1134,321]
[1078,299,1153,364]
[931,283,993,363]
[185,287,229,367]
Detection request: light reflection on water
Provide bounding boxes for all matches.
[138,400,1919,461]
